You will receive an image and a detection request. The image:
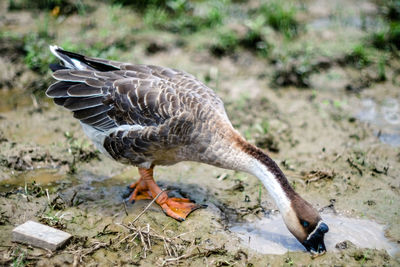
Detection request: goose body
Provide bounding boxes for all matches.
[46,46,329,255]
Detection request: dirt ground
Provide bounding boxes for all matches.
[0,0,399,266]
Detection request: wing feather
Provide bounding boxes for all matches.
[63,96,104,111]
[67,83,103,97]
[48,50,229,165]
[72,105,112,120]
[47,81,76,97]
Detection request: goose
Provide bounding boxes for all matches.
[46,45,329,255]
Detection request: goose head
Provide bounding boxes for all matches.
[283,195,329,256]
[233,139,329,256]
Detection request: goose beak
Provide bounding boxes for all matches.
[302,221,329,257]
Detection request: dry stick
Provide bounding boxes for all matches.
[45,189,51,205]
[70,241,108,266]
[163,238,172,257]
[70,191,78,206]
[117,191,200,262]
[122,200,129,216]
[160,247,212,266]
[139,231,146,258]
[146,224,151,249]
[161,253,190,265]
[70,190,165,265]
[131,189,165,224]
[116,190,166,245]
[31,94,39,109]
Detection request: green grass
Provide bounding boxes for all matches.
[388,21,400,49]
[258,0,300,39]
[110,0,173,12]
[164,4,224,34]
[24,33,54,74]
[126,0,225,34]
[10,0,399,95]
[240,25,270,57]
[143,6,169,29]
[210,29,239,57]
[12,247,26,267]
[383,0,400,21]
[23,21,126,75]
[8,0,89,15]
[209,19,270,57]
[369,0,400,50]
[371,30,387,49]
[370,22,400,50]
[377,56,387,81]
[346,44,371,68]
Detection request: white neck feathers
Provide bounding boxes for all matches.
[213,135,293,215]
[247,157,292,214]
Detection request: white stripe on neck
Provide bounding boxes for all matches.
[307,220,323,240]
[248,158,291,214]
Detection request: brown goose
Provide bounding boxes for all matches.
[46,45,328,255]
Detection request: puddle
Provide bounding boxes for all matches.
[0,89,35,113]
[356,98,400,147]
[0,168,134,204]
[0,169,68,192]
[230,214,399,256]
[0,169,110,194]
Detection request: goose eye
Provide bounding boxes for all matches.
[301,220,309,227]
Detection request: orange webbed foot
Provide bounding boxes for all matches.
[159,197,203,221]
[127,167,206,221]
[127,180,153,202]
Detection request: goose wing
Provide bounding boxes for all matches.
[47,61,227,165]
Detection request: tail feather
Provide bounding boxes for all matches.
[49,45,89,70]
[49,63,68,72]
[47,46,119,131]
[49,45,119,71]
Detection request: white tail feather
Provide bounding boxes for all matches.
[49,45,88,70]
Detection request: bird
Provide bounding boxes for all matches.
[46,45,329,255]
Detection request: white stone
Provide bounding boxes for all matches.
[12,220,72,251]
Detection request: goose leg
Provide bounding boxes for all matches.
[128,167,202,221]
[128,179,153,201]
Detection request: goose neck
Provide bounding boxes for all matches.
[233,137,297,213]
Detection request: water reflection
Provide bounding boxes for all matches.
[357,98,400,147]
[230,213,399,256]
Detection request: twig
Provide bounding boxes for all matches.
[333,153,342,163]
[122,200,129,216]
[131,190,165,224]
[304,170,335,184]
[68,241,107,266]
[46,189,51,206]
[159,245,226,266]
[114,220,191,261]
[347,158,363,175]
[70,191,78,206]
[31,94,39,109]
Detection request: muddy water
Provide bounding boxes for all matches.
[0,168,132,203]
[356,98,400,146]
[231,213,399,256]
[0,169,66,191]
